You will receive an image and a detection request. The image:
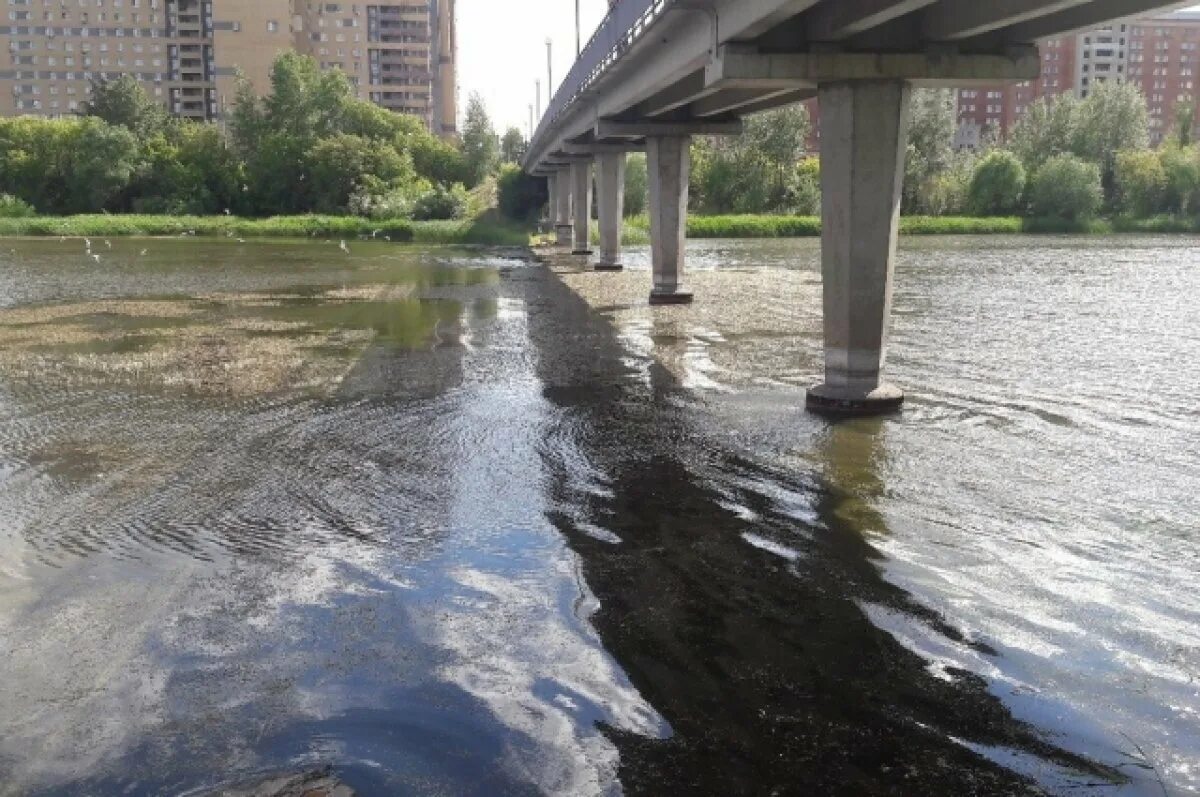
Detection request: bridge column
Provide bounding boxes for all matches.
[571,159,594,255]
[595,152,625,271]
[555,169,573,247]
[647,135,693,305]
[546,175,557,230]
[807,80,910,417]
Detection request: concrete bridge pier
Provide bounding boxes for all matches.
[594,152,626,271]
[806,80,910,417]
[554,169,573,248]
[546,175,557,233]
[571,160,594,256]
[647,135,693,306]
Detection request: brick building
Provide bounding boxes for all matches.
[0,0,458,136]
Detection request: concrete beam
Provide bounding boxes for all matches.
[637,70,717,117]
[923,0,1090,41]
[737,0,823,39]
[733,88,817,117]
[807,0,938,41]
[705,44,1040,87]
[1002,0,1194,41]
[561,143,646,155]
[692,87,803,117]
[595,119,745,139]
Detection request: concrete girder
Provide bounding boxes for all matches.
[806,0,938,41]
[732,88,817,117]
[637,71,717,117]
[1001,0,1195,41]
[594,119,744,139]
[560,143,646,155]
[692,87,805,117]
[922,0,1091,41]
[704,44,1040,88]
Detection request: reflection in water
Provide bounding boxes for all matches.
[0,237,1195,795]
[527,259,1120,795]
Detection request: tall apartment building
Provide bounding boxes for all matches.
[954,12,1200,148]
[0,0,457,136]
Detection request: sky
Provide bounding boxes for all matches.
[458,0,611,136]
[458,1,1200,135]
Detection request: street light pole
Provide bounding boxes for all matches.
[576,0,582,56]
[545,38,553,95]
[535,79,541,121]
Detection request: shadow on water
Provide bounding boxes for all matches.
[523,256,1122,795]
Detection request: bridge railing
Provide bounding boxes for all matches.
[528,0,671,161]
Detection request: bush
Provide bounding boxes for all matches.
[0,194,34,218]
[1028,154,1103,220]
[788,157,822,216]
[411,184,468,221]
[968,150,1026,216]
[1114,150,1168,217]
[1159,145,1200,215]
[624,153,648,217]
[497,164,548,221]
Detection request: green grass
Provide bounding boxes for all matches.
[0,213,538,246]
[3,212,1195,246]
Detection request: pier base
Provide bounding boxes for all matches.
[647,135,693,306]
[807,80,910,416]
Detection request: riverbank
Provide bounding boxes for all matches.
[0,214,532,246]
[618,213,1200,240]
[4,213,1198,248]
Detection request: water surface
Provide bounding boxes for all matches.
[0,236,1195,795]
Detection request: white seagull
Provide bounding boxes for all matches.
[339,240,350,254]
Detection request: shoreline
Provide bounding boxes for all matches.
[2,213,1199,247]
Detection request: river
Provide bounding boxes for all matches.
[0,235,1195,796]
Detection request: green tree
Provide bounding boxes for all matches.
[410,134,471,186]
[500,127,526,164]
[1029,154,1103,221]
[903,89,957,214]
[63,119,139,212]
[742,105,810,199]
[1114,149,1168,217]
[1160,145,1200,214]
[497,164,548,221]
[1011,95,1080,172]
[1170,99,1197,147]
[624,153,648,217]
[790,156,821,216]
[461,93,499,186]
[1071,81,1149,199]
[968,150,1026,216]
[305,134,413,213]
[81,75,169,140]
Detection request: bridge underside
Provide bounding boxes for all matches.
[528,0,1189,415]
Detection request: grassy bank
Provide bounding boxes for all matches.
[619,214,1200,239]
[0,214,534,246]
[5,212,1198,246]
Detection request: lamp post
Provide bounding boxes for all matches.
[546,38,553,95]
[536,79,541,121]
[576,0,582,56]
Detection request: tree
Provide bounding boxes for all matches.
[497,164,548,221]
[968,150,1026,216]
[461,93,499,187]
[1160,145,1200,214]
[500,127,526,164]
[742,105,811,198]
[81,75,169,140]
[624,153,648,217]
[1114,150,1167,217]
[1011,95,1080,172]
[903,89,957,214]
[1170,99,1197,147]
[1029,154,1103,221]
[1071,80,1149,200]
[305,134,413,213]
[63,119,139,213]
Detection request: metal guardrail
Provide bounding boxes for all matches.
[527,0,671,163]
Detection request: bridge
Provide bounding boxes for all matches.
[523,0,1188,415]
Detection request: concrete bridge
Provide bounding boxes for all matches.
[523,0,1188,415]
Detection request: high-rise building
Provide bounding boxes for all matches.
[0,0,457,136]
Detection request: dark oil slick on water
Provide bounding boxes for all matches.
[0,237,1195,796]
